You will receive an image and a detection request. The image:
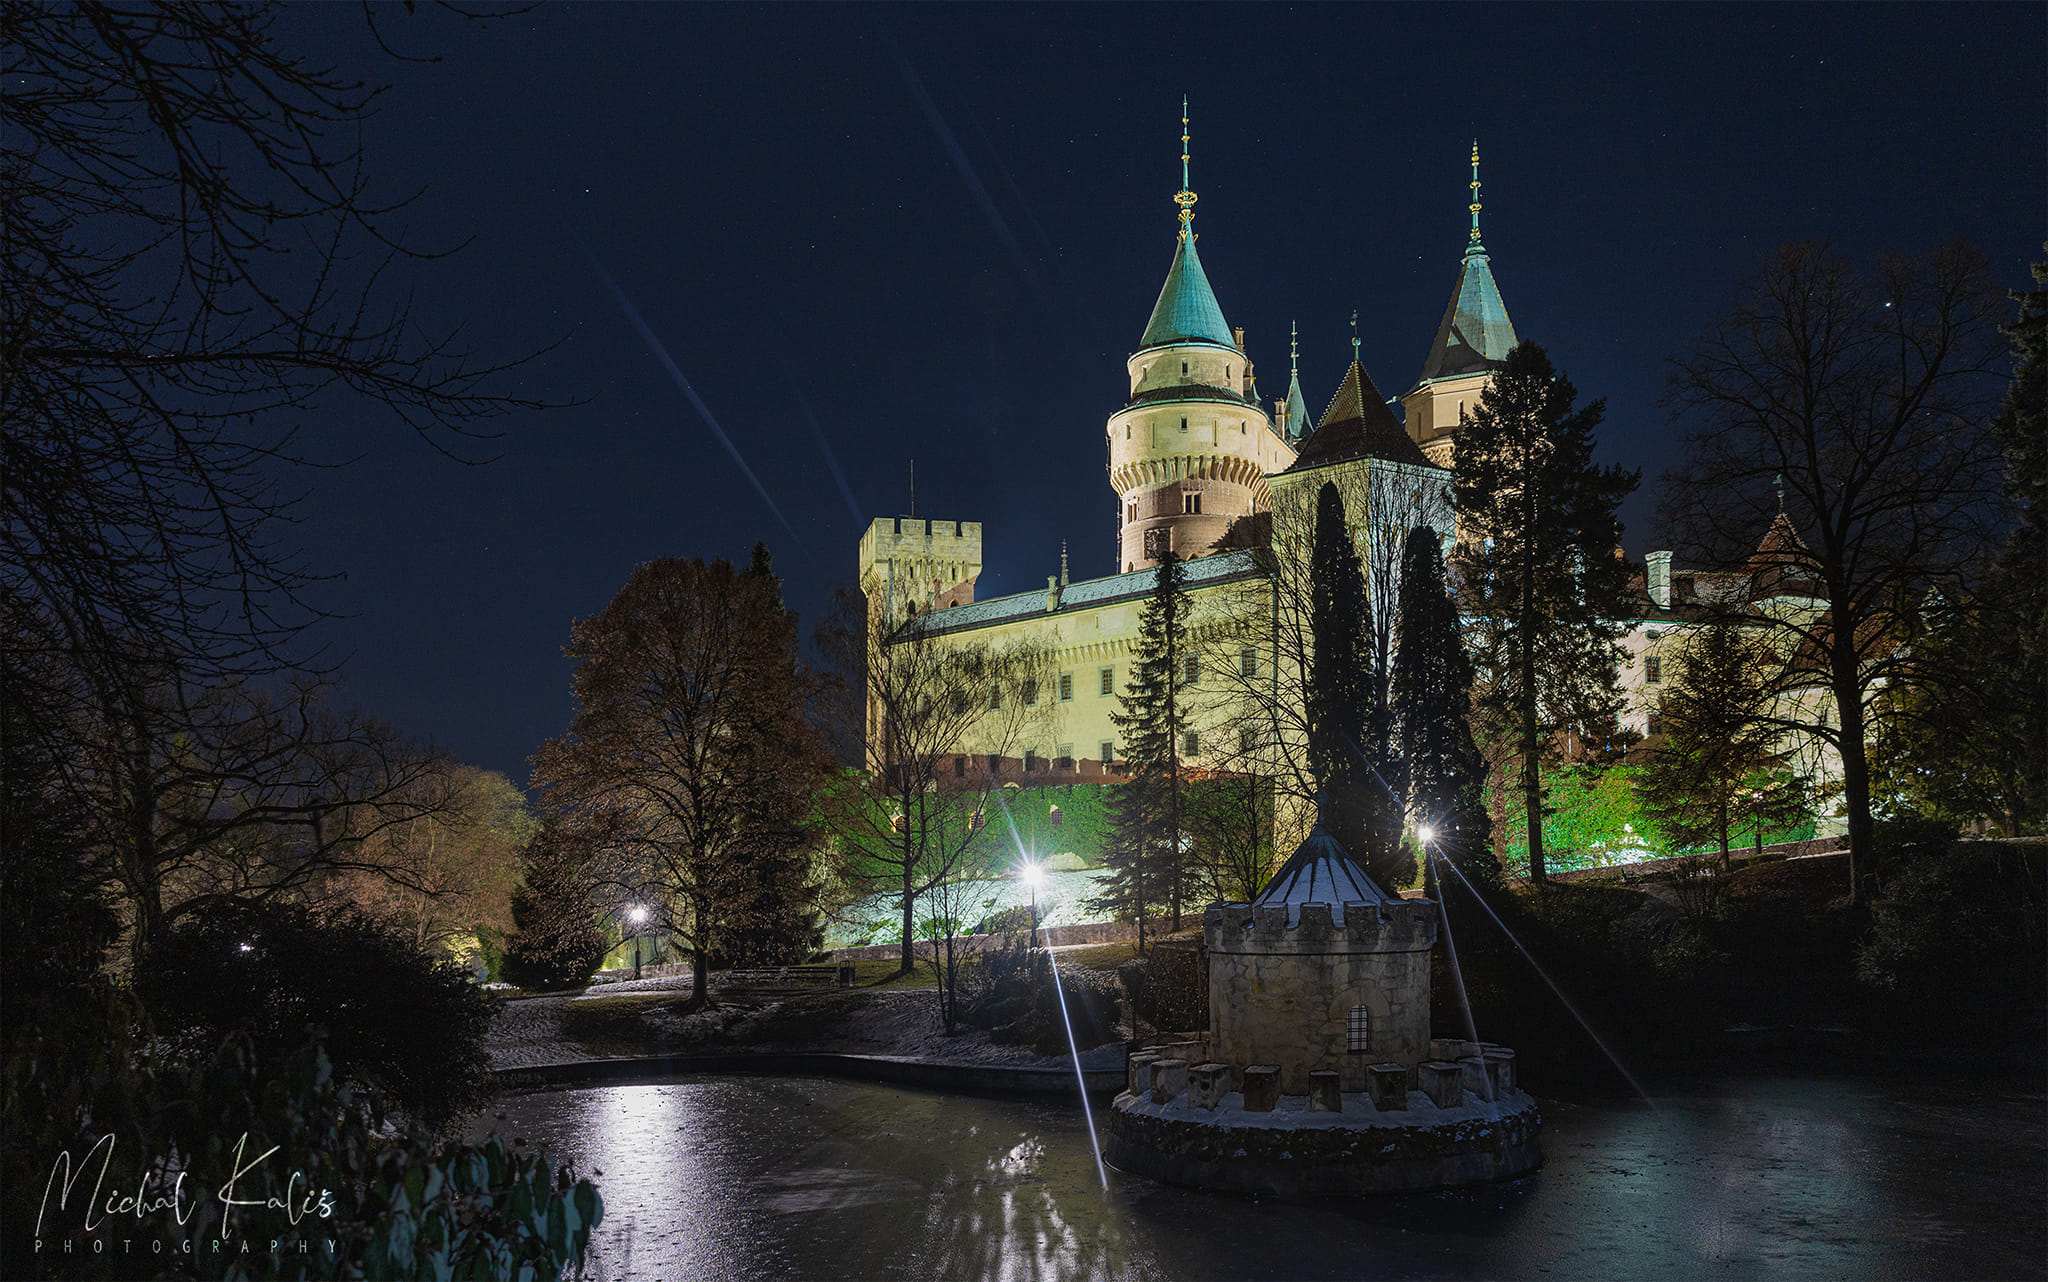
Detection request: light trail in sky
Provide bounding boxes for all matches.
[787,379,866,533]
[569,230,804,553]
[876,23,1059,319]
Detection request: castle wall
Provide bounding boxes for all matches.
[1204,901,1438,1094]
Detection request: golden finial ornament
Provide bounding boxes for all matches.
[1468,139,1484,245]
[1290,319,1299,376]
[1174,96,1198,239]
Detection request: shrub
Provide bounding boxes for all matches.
[1857,841,2047,991]
[140,900,495,1132]
[501,853,609,990]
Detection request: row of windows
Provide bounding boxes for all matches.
[948,724,1273,774]
[991,650,1261,709]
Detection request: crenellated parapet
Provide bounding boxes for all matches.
[1204,898,1438,955]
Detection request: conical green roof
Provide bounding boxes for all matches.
[1139,233,1234,349]
[1418,245,1518,383]
[1283,370,1311,442]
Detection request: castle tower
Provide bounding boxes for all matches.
[1106,103,1297,572]
[1401,142,1520,468]
[857,516,983,627]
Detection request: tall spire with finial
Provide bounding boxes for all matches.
[1468,138,1484,249]
[1174,96,1198,239]
[1350,309,1361,364]
[1284,318,1311,441]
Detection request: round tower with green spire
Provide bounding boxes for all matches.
[1105,101,1299,572]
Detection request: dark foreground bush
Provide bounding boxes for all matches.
[140,900,495,1132]
[1857,840,2048,992]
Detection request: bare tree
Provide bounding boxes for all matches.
[533,555,836,1005]
[816,587,1052,975]
[1663,241,2007,901]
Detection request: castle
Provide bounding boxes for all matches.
[857,121,1508,792]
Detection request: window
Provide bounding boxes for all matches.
[1022,677,1039,706]
[1645,655,1662,684]
[1126,502,1137,524]
[1056,744,1074,770]
[954,755,966,778]
[988,683,1002,710]
[1239,646,1257,677]
[1179,416,1188,432]
[1183,730,1200,756]
[987,753,1001,774]
[1225,365,1232,379]
[1125,424,1131,440]
[1181,361,1189,376]
[1058,673,1073,702]
[1347,1005,1372,1053]
[1182,491,1202,514]
[1239,725,1261,753]
[1100,740,1115,765]
[1023,749,1038,773]
[1183,655,1201,685]
[1646,709,1664,736]
[1099,666,1114,696]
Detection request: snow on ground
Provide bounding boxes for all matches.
[484,980,1114,1072]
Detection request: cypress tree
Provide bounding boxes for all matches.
[1391,526,1494,888]
[1454,340,1638,882]
[1307,483,1410,889]
[1090,549,1193,944]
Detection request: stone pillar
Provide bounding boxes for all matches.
[1188,1063,1231,1110]
[1242,1065,1281,1112]
[1128,1053,1162,1097]
[1418,1061,1465,1109]
[1308,1070,1342,1112]
[1483,1048,1517,1093]
[1152,1059,1189,1104]
[1367,1063,1409,1111]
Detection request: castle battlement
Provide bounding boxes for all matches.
[1203,898,1438,953]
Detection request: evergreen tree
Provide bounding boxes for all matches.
[501,829,608,989]
[1091,550,1193,944]
[1636,623,1810,870]
[1391,526,1494,888]
[1306,483,1410,888]
[1454,340,1639,882]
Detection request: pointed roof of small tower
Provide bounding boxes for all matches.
[1254,810,1394,926]
[1286,359,1432,472]
[1283,319,1311,440]
[1139,100,1233,350]
[1417,141,1518,384]
[1745,512,1824,598]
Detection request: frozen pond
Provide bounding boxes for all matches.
[475,1065,2045,1280]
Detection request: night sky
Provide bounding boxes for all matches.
[274,3,2045,786]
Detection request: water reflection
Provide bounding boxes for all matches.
[473,1070,2044,1281]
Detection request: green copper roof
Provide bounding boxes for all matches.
[1283,370,1311,442]
[1417,245,1518,383]
[1139,232,1234,349]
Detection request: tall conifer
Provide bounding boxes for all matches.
[1454,341,1638,882]
[1091,549,1194,944]
[1307,483,1410,888]
[1391,526,1494,887]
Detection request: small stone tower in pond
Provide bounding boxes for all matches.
[1204,817,1438,1094]
[1105,101,1297,573]
[1400,142,1520,468]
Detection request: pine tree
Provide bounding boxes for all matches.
[1454,340,1639,882]
[1391,526,1494,888]
[1307,483,1410,888]
[1636,623,1809,871]
[1091,550,1193,944]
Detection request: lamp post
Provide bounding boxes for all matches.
[1020,861,1046,950]
[629,904,649,980]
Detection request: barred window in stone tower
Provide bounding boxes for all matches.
[1239,646,1257,677]
[1099,666,1114,696]
[1348,1005,1372,1053]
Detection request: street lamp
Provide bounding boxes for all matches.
[1019,862,1046,950]
[629,904,649,980]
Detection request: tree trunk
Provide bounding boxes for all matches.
[691,940,708,1005]
[1718,802,1731,874]
[899,860,916,975]
[1521,698,1545,882]
[1834,663,1873,906]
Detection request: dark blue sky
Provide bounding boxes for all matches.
[278,3,2045,784]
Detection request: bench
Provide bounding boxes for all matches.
[721,964,855,990]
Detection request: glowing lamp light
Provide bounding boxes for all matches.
[1020,862,1047,889]
[1416,825,1436,844]
[629,905,649,925]
[237,942,254,953]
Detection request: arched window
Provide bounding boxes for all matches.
[1348,1005,1371,1053]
